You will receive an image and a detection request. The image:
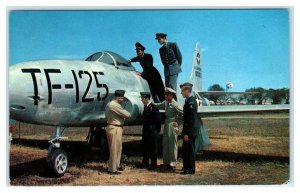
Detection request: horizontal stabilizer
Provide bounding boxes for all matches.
[198,104,289,117]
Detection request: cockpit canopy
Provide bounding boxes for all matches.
[85,51,135,71]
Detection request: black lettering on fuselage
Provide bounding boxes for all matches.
[21,68,41,105]
[78,70,94,102]
[72,70,80,103]
[44,69,61,104]
[22,68,109,105]
[92,71,109,101]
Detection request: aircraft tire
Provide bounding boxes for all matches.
[46,148,68,177]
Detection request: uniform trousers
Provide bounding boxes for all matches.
[165,74,178,92]
[142,129,158,167]
[106,125,122,172]
[163,119,179,166]
[182,137,196,173]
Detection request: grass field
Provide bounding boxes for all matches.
[9,113,290,185]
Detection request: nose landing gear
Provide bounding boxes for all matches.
[46,126,68,177]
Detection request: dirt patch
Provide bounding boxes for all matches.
[9,113,290,185]
[9,143,289,186]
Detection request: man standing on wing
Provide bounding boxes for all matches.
[129,42,165,102]
[156,33,182,93]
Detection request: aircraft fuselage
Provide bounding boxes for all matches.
[9,60,150,126]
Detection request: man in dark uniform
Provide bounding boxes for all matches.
[129,42,165,102]
[180,83,200,174]
[156,33,182,92]
[140,92,161,170]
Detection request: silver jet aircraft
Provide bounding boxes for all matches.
[9,42,289,176]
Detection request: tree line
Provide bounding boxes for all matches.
[206,84,289,105]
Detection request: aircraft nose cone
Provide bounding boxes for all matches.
[9,65,26,112]
[9,63,39,116]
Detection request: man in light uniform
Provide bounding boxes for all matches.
[105,90,131,175]
[154,87,182,170]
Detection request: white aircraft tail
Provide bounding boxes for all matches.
[189,42,202,92]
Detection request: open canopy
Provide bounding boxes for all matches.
[85,51,135,71]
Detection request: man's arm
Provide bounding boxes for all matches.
[153,101,166,109]
[182,101,196,139]
[172,100,183,114]
[172,101,183,126]
[173,43,182,65]
[187,100,197,138]
[159,48,166,66]
[113,104,131,119]
[129,56,140,63]
[152,106,162,132]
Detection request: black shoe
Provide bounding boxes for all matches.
[140,163,149,168]
[182,170,195,175]
[148,166,157,171]
[117,164,125,171]
[107,171,121,175]
[160,164,169,168]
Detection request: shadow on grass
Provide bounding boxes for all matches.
[10,137,289,182]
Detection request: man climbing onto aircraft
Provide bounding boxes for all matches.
[140,92,161,170]
[105,90,131,175]
[180,83,199,174]
[129,42,165,102]
[153,87,183,170]
[156,33,182,92]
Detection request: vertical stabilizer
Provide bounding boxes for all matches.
[189,42,202,91]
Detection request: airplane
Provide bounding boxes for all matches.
[9,42,289,177]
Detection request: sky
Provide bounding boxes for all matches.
[9,9,290,91]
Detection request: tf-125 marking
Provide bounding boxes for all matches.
[21,68,108,105]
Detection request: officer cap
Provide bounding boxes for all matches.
[140,92,151,99]
[155,33,167,40]
[135,42,146,51]
[180,82,193,89]
[165,87,176,95]
[115,90,125,97]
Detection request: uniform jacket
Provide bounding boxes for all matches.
[130,53,165,102]
[130,53,154,74]
[105,100,131,126]
[181,96,200,138]
[159,42,182,76]
[154,99,183,123]
[142,102,161,133]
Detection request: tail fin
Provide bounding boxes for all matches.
[189,42,202,91]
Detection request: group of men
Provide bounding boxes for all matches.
[105,83,199,175]
[106,33,200,174]
[104,33,206,175]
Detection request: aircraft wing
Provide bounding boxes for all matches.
[198,91,259,95]
[159,104,289,118]
[197,104,289,117]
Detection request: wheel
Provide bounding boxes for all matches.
[46,148,68,177]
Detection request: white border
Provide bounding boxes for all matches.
[1,1,298,193]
